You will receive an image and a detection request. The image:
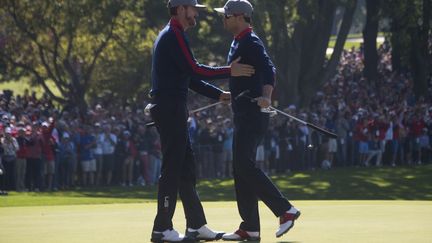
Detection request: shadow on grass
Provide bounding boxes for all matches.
[31,164,432,201]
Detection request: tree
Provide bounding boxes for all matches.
[201,0,357,107]
[383,0,431,97]
[1,0,363,112]
[0,0,138,116]
[256,0,357,107]
[314,0,358,102]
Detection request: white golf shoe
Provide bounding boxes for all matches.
[275,206,301,238]
[185,224,224,241]
[222,229,260,241]
[151,229,184,242]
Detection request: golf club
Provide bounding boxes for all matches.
[145,101,223,127]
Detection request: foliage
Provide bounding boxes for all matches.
[0,0,429,110]
[0,0,155,113]
[381,0,431,97]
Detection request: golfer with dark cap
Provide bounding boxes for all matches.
[214,0,301,241]
[149,0,255,242]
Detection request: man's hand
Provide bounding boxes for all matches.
[219,91,231,104]
[230,57,255,77]
[254,97,271,108]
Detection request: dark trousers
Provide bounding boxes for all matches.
[233,112,291,232]
[26,158,42,190]
[2,158,16,190]
[151,99,206,232]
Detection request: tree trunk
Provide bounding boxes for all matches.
[298,0,337,106]
[266,0,303,107]
[410,0,430,98]
[363,0,380,82]
[320,0,358,86]
[390,26,402,72]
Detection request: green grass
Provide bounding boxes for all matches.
[2,165,431,207]
[328,40,362,49]
[0,78,61,97]
[328,33,385,50]
[1,165,431,242]
[0,201,431,243]
[329,32,386,41]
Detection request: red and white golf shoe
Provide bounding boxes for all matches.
[276,206,301,238]
[222,229,260,241]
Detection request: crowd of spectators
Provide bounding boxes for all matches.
[0,41,431,195]
[0,90,162,194]
[188,41,432,178]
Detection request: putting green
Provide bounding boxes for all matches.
[0,201,431,243]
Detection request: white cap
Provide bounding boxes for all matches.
[5,127,12,134]
[215,0,253,17]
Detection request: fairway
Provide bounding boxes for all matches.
[0,201,431,243]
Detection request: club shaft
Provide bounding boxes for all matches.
[190,101,222,113]
[146,101,223,127]
[269,106,337,138]
[268,106,307,126]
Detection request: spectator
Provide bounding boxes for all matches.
[79,126,96,186]
[335,112,350,166]
[120,131,137,186]
[99,124,117,185]
[418,128,431,164]
[0,145,6,195]
[25,125,43,191]
[147,128,162,186]
[15,127,28,191]
[134,124,150,186]
[2,127,19,190]
[93,123,104,186]
[325,116,337,168]
[296,114,310,170]
[212,125,225,178]
[355,118,369,166]
[40,120,56,191]
[365,134,383,166]
[222,119,233,177]
[58,132,76,189]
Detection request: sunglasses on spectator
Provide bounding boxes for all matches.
[224,13,243,19]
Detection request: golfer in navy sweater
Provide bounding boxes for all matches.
[214,0,301,241]
[149,0,254,242]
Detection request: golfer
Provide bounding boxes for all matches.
[214,0,301,241]
[149,0,255,242]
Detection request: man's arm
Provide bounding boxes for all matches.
[247,39,276,109]
[256,85,273,108]
[247,39,276,87]
[169,29,254,80]
[189,78,223,100]
[189,79,231,104]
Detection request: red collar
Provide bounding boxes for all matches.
[235,27,252,40]
[169,18,184,31]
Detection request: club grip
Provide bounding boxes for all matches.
[307,123,338,139]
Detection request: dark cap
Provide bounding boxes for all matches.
[215,0,253,17]
[168,0,206,8]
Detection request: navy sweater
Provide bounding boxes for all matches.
[227,27,276,115]
[150,18,231,102]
